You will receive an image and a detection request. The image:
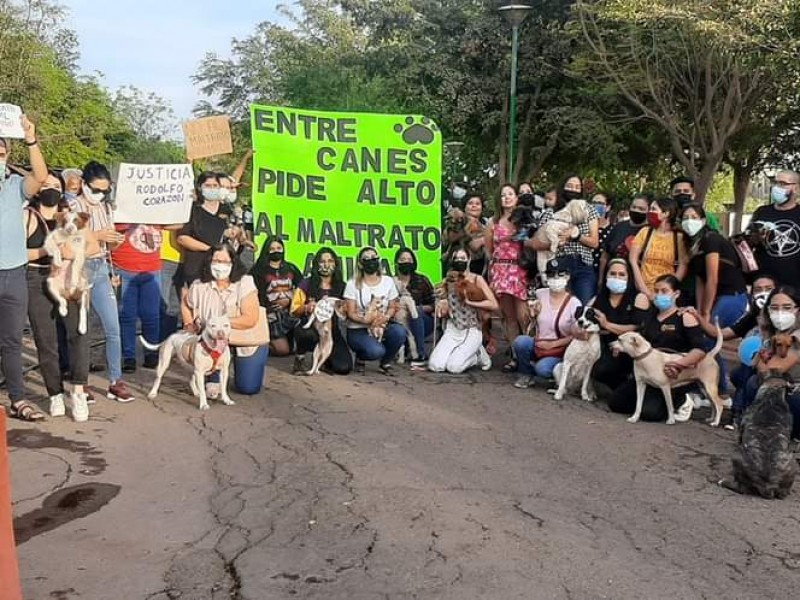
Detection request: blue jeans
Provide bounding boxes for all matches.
[731,364,754,414]
[741,374,800,439]
[87,258,122,382]
[234,346,269,395]
[347,323,407,364]
[118,268,161,361]
[512,335,561,378]
[408,310,434,360]
[560,256,596,305]
[160,260,182,339]
[709,292,750,394]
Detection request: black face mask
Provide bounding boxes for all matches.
[450,260,469,273]
[361,258,380,274]
[268,251,284,262]
[38,189,62,208]
[629,210,647,225]
[396,263,415,276]
[563,190,582,202]
[518,192,535,208]
[673,193,693,208]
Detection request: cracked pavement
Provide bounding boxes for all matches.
[7,357,800,599]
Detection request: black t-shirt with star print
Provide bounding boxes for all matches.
[751,204,800,286]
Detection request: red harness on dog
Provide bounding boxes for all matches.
[199,338,225,372]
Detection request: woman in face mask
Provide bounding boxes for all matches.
[598,193,651,281]
[343,247,407,374]
[72,160,133,403]
[527,175,600,305]
[607,275,709,422]
[23,172,91,421]
[290,247,352,375]
[586,259,651,402]
[733,286,800,439]
[394,247,436,368]
[628,196,688,299]
[250,238,303,357]
[590,193,613,271]
[512,258,583,388]
[177,172,229,286]
[428,246,498,374]
[183,243,267,395]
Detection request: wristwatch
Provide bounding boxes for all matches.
[571,228,581,241]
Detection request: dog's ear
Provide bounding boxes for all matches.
[76,212,91,229]
[54,212,68,227]
[574,306,583,320]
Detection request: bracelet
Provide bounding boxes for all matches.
[25,139,38,147]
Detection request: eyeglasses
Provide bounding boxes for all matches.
[87,184,111,194]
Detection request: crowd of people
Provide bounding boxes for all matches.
[2,116,800,439]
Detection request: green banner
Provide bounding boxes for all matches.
[250,104,443,280]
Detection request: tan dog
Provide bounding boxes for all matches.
[393,278,420,364]
[140,315,234,410]
[611,325,725,426]
[302,297,343,375]
[43,211,91,334]
[532,199,591,279]
[773,333,793,359]
[365,295,387,340]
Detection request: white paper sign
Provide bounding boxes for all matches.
[113,163,194,225]
[0,103,25,139]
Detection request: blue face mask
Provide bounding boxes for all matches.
[606,277,627,295]
[653,293,675,312]
[771,186,791,205]
[593,203,607,217]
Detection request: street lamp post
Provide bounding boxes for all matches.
[499,3,533,183]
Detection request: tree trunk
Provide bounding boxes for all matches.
[694,155,723,204]
[732,162,752,234]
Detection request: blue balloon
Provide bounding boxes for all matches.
[738,335,763,367]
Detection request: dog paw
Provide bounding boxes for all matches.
[626,416,639,424]
[582,394,595,403]
[199,404,210,411]
[221,398,236,406]
[78,324,87,335]
[58,305,68,317]
[147,392,157,400]
[665,418,676,425]
[553,392,564,401]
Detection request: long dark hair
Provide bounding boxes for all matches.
[200,243,247,284]
[494,183,518,221]
[195,171,219,203]
[762,285,800,336]
[596,258,637,308]
[307,246,344,298]
[556,174,584,210]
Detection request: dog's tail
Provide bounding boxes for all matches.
[707,317,724,360]
[139,336,163,352]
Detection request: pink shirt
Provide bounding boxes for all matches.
[535,288,581,340]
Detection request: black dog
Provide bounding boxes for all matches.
[721,376,796,499]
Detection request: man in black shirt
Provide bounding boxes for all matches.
[751,170,800,287]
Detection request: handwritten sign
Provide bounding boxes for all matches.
[113,163,194,225]
[183,116,233,161]
[250,105,443,279]
[0,104,25,139]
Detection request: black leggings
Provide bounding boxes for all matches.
[591,346,633,389]
[294,316,352,375]
[608,379,692,422]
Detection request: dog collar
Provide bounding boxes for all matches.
[631,347,653,361]
[200,338,226,371]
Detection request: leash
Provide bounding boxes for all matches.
[631,346,654,361]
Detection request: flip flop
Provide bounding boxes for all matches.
[10,400,47,422]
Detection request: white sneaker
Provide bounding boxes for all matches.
[205,382,221,400]
[477,346,492,371]
[49,393,66,418]
[687,392,710,409]
[69,392,89,423]
[674,399,694,423]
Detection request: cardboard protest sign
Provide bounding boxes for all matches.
[183,115,233,161]
[0,104,25,139]
[113,163,194,225]
[250,104,443,279]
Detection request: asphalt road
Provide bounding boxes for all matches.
[7,355,800,599]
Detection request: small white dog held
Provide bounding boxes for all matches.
[140,315,234,411]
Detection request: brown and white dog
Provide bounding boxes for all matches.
[394,278,420,364]
[532,199,591,280]
[611,325,724,426]
[302,297,343,375]
[140,315,234,410]
[43,211,91,334]
[365,295,387,340]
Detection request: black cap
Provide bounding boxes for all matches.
[545,257,570,277]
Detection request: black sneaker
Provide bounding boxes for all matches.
[142,354,159,370]
[355,359,366,374]
[122,358,137,374]
[379,363,395,376]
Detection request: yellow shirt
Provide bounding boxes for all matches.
[633,227,687,292]
[161,230,182,263]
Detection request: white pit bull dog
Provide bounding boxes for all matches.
[140,315,234,410]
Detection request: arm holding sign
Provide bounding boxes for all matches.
[21,115,48,198]
[230,149,254,185]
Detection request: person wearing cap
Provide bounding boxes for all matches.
[512,257,582,388]
[0,114,49,420]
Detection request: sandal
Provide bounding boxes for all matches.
[10,400,47,422]
[501,360,517,373]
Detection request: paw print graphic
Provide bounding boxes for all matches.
[394,116,439,145]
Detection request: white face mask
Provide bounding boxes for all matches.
[224,188,237,203]
[769,310,796,332]
[83,183,107,204]
[0,158,6,177]
[210,262,232,281]
[681,218,705,237]
[753,291,772,310]
[547,277,568,293]
[202,187,223,202]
